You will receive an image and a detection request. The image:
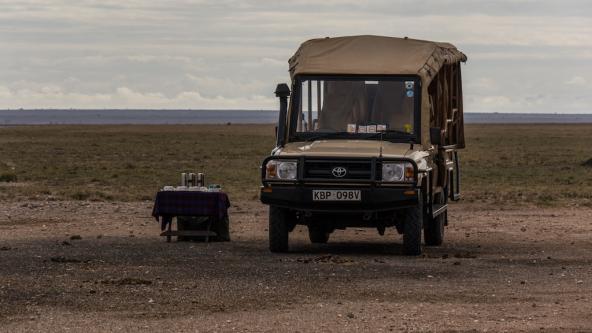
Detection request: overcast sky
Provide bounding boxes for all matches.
[1,0,591,113]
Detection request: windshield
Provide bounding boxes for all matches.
[290,77,419,141]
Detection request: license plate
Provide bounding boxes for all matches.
[312,190,361,201]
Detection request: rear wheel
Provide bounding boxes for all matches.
[269,206,290,252]
[424,192,447,246]
[308,225,330,244]
[403,197,423,256]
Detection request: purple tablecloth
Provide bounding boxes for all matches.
[152,191,230,230]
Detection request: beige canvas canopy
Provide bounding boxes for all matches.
[288,35,467,148]
[289,35,466,86]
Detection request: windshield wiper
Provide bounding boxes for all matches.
[365,130,410,138]
[302,132,340,142]
[298,130,409,143]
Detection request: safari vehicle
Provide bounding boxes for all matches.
[260,35,467,255]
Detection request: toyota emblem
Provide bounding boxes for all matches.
[332,166,347,178]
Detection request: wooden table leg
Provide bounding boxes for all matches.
[166,216,172,242]
[205,216,212,243]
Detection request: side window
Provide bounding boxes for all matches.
[297,80,323,132]
[428,64,464,147]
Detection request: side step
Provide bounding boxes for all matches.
[431,204,448,218]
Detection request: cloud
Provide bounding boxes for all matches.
[468,95,513,110]
[0,0,591,112]
[565,76,588,87]
[467,77,498,91]
[0,85,275,109]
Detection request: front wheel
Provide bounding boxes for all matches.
[403,198,423,256]
[269,206,290,252]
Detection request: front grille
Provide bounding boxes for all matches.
[303,159,374,180]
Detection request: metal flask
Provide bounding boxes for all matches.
[197,173,205,187]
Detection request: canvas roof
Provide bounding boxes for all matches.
[288,35,467,84]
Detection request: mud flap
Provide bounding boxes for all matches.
[450,151,461,201]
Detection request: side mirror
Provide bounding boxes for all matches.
[430,127,442,146]
[274,83,290,147]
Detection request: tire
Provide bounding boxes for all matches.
[269,206,290,252]
[403,197,423,256]
[424,193,446,246]
[308,225,330,244]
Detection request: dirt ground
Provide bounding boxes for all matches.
[1,200,591,332]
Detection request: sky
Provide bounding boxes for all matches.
[0,0,591,113]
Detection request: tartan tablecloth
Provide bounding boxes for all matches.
[152,191,231,230]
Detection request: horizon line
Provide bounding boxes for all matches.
[0,109,591,115]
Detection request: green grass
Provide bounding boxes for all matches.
[0,125,274,202]
[0,123,591,206]
[462,124,592,206]
[0,172,17,182]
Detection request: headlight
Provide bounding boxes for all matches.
[265,160,298,180]
[382,162,414,182]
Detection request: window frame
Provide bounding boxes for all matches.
[288,74,422,144]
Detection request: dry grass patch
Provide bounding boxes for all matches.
[1,123,591,206]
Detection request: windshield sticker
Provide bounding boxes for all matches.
[377,124,387,132]
[405,81,414,90]
[403,124,412,133]
[347,124,357,133]
[406,90,414,97]
[367,125,377,133]
[358,125,368,133]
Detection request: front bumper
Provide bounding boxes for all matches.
[260,184,419,212]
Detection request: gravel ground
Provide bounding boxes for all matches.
[1,200,591,332]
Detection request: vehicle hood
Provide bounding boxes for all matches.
[277,140,422,159]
